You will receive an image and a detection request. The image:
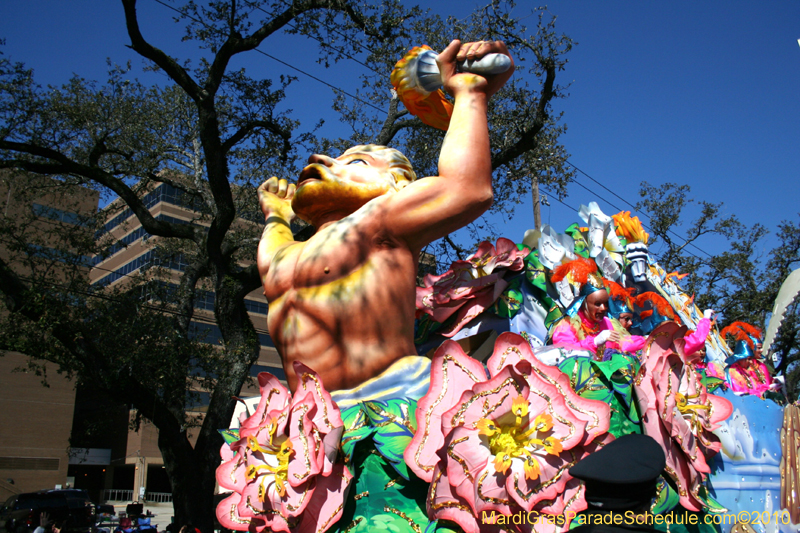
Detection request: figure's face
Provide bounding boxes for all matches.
[291,150,401,225]
[583,290,609,322]
[618,312,633,331]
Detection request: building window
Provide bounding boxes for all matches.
[26,244,94,268]
[98,184,205,236]
[189,321,273,348]
[32,203,92,227]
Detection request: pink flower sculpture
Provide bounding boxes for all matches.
[216,362,351,533]
[416,238,527,338]
[405,332,611,533]
[635,322,733,512]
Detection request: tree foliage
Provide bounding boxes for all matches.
[0,1,575,530]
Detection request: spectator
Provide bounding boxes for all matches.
[33,512,64,533]
[179,524,201,533]
[115,516,134,533]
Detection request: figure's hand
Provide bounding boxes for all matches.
[703,309,715,320]
[437,39,514,99]
[607,331,622,345]
[258,177,296,222]
[40,512,52,528]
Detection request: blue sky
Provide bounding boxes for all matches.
[2,1,799,261]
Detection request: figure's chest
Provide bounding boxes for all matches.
[265,206,394,299]
[294,221,373,285]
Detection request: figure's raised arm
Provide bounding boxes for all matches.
[387,40,514,250]
[256,177,296,277]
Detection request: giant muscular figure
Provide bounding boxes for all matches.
[257,40,514,391]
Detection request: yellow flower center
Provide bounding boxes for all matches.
[476,396,563,481]
[245,418,295,498]
[674,392,710,434]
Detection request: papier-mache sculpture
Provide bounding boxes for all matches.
[215,36,798,533]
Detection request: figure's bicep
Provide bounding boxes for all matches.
[385,175,492,249]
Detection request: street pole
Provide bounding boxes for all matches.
[532,174,541,230]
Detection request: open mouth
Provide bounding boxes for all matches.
[297,165,326,185]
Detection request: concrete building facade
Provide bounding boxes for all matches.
[1,176,282,504]
[0,175,99,502]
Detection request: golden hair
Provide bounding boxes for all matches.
[341,144,417,186]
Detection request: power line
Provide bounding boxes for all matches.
[150,0,388,115]
[251,3,380,73]
[566,161,713,259]
[149,0,714,262]
[252,49,386,114]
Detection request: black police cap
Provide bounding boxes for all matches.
[569,434,666,510]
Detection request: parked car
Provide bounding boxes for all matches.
[1,490,95,533]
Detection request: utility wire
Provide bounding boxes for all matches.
[251,3,380,73]
[567,161,713,259]
[151,0,388,115]
[149,0,714,262]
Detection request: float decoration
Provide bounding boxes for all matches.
[406,202,798,530]
[405,332,611,532]
[720,322,772,397]
[415,238,528,339]
[780,403,800,524]
[391,45,512,131]
[391,46,454,130]
[333,440,432,533]
[231,177,799,531]
[634,322,733,512]
[521,248,564,329]
[557,352,643,438]
[339,398,418,479]
[613,211,651,283]
[216,364,350,533]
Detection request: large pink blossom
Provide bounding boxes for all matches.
[635,322,733,512]
[416,238,527,337]
[216,363,351,533]
[405,332,611,533]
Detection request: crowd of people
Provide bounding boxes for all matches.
[543,254,777,399]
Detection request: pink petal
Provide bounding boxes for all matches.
[489,333,610,440]
[708,393,733,428]
[292,362,344,474]
[506,449,574,512]
[240,373,290,432]
[441,363,530,435]
[405,341,488,482]
[238,482,291,532]
[428,466,483,533]
[279,479,314,520]
[286,393,322,487]
[535,476,586,521]
[470,460,516,518]
[444,428,490,503]
[486,332,537,376]
[294,464,353,533]
[216,492,251,532]
[492,238,522,269]
[217,445,248,492]
[439,285,506,338]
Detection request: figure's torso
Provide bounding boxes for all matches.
[262,198,419,391]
